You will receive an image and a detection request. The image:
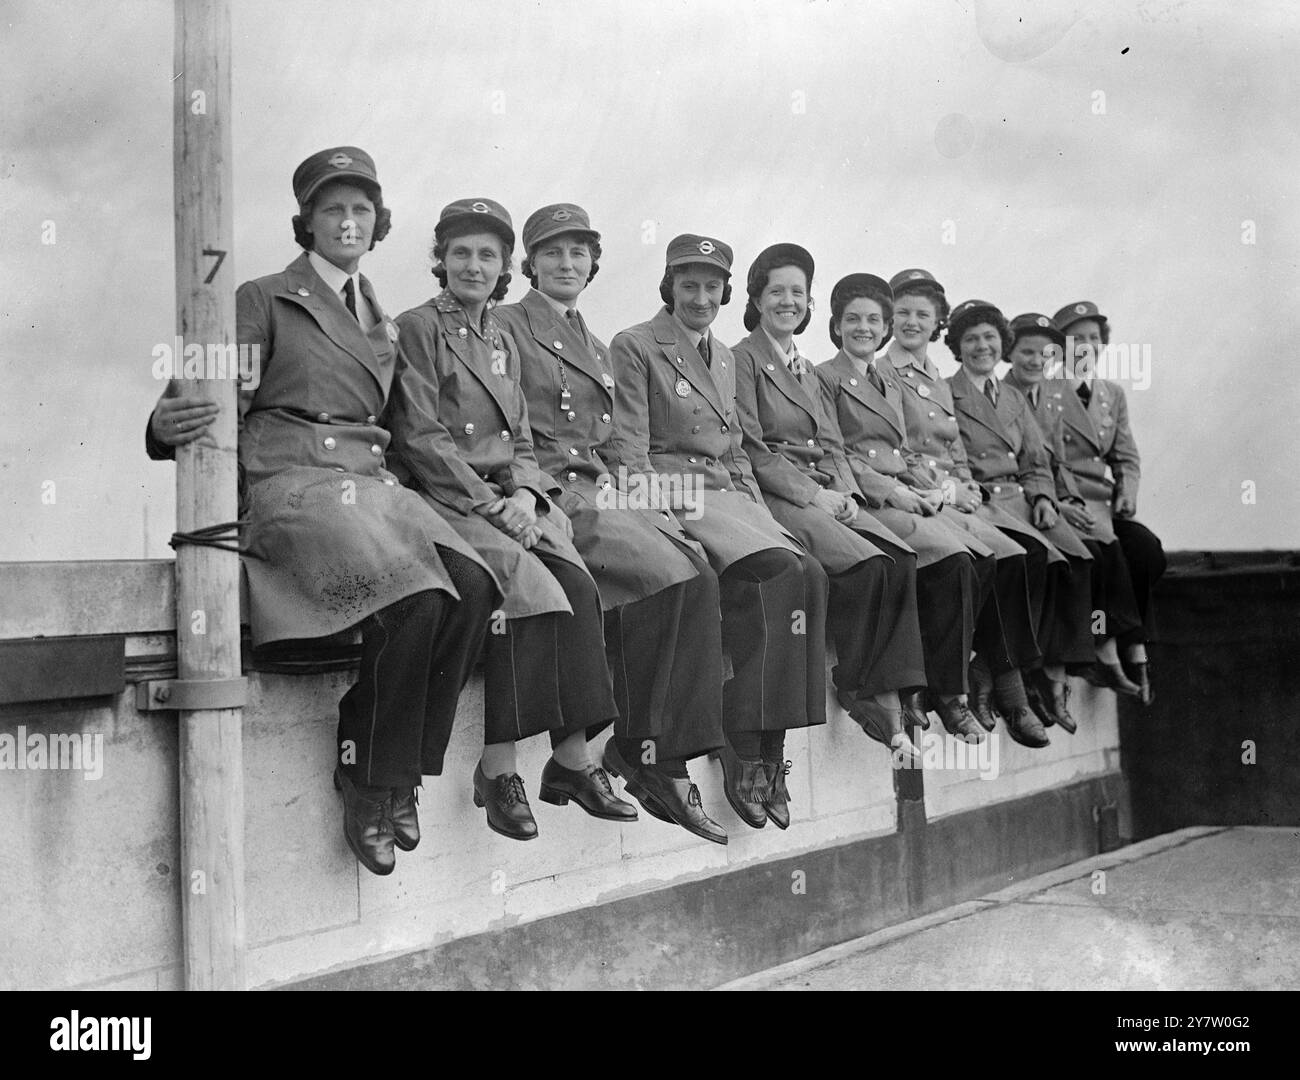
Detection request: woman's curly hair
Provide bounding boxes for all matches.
[944,303,1013,362]
[891,281,950,342]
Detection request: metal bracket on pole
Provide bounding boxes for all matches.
[137,676,248,712]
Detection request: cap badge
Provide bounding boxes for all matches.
[697,240,715,255]
[1074,303,1088,315]
[675,377,692,398]
[551,209,572,221]
[910,271,924,279]
[1036,316,1049,326]
[471,201,490,213]
[328,153,353,169]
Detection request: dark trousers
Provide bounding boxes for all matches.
[989,533,1049,672]
[719,549,828,734]
[337,548,495,789]
[482,549,619,747]
[1083,537,1144,645]
[1114,517,1166,643]
[915,552,979,696]
[1046,555,1097,667]
[604,545,725,762]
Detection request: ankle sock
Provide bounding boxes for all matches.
[994,670,1030,709]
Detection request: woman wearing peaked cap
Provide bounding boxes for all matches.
[147,148,497,877]
[389,197,629,842]
[1051,300,1165,704]
[814,272,1008,744]
[1003,313,1146,723]
[493,204,727,845]
[731,250,930,765]
[944,299,1098,749]
[606,234,830,832]
[882,269,1043,734]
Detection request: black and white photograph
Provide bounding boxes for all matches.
[1,0,1296,1031]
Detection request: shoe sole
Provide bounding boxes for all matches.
[537,783,638,822]
[472,790,538,841]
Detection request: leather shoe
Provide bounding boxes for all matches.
[967,661,1001,732]
[762,759,791,830]
[390,786,420,851]
[1084,660,1142,696]
[1123,659,1154,706]
[1037,674,1077,734]
[839,691,923,767]
[901,689,931,731]
[333,766,396,876]
[714,743,769,829]
[602,739,727,845]
[473,763,538,841]
[1024,677,1056,729]
[934,697,987,743]
[538,757,638,821]
[1003,705,1051,748]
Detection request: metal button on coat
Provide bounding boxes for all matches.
[688,457,698,463]
[567,412,576,422]
[323,437,337,450]
[569,448,579,456]
[567,472,578,481]
[317,412,330,422]
[928,411,935,418]
[806,438,815,447]
[500,431,511,441]
[868,450,877,458]
[721,424,729,433]
[893,449,901,456]
[993,485,1002,494]
[366,414,377,424]
[554,341,564,349]
[370,444,382,455]
[691,425,700,433]
[333,466,344,473]
[464,423,475,435]
[600,413,610,423]
[384,478,396,486]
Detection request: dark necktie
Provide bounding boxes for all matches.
[566,308,592,348]
[867,363,886,396]
[1029,386,1040,409]
[984,378,998,407]
[697,335,711,368]
[343,278,359,323]
[1077,381,1092,407]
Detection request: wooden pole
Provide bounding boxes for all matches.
[173,0,246,991]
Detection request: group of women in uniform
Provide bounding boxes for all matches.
[146,147,1165,876]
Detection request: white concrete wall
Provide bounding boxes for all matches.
[0,614,1120,991]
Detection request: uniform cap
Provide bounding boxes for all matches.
[292,146,380,206]
[1009,312,1066,348]
[746,243,815,295]
[435,198,515,248]
[1053,300,1108,333]
[829,273,893,313]
[949,298,1005,326]
[522,203,599,252]
[665,234,733,275]
[889,268,944,294]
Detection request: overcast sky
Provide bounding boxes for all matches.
[2,0,1297,560]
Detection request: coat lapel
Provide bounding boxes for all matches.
[743,327,818,425]
[433,292,515,423]
[278,254,386,389]
[825,351,906,440]
[950,367,1014,450]
[1060,382,1103,451]
[652,307,727,421]
[520,289,612,405]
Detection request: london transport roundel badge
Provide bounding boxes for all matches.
[1075,303,1088,315]
[698,240,715,255]
[471,201,490,213]
[552,208,571,221]
[675,377,692,398]
[329,153,353,168]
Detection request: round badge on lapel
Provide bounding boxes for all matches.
[457,327,468,338]
[849,377,858,386]
[675,377,692,398]
[918,384,931,398]
[297,287,310,296]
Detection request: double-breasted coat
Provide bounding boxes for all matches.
[812,348,993,567]
[180,253,494,646]
[389,291,594,620]
[729,329,894,573]
[946,368,1093,563]
[606,308,802,570]
[879,342,1029,563]
[492,289,699,609]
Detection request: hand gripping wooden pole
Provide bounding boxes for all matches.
[173,0,246,991]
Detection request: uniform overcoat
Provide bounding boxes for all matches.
[812,348,992,567]
[729,329,894,573]
[493,289,699,609]
[228,253,492,646]
[947,368,1092,562]
[390,290,592,620]
[606,307,801,571]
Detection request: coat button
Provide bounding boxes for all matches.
[333,466,344,473]
[893,449,901,456]
[567,412,576,422]
[317,412,330,422]
[1093,455,1101,462]
[370,444,382,455]
[384,478,396,486]
[600,413,611,424]
[929,460,937,468]
[554,340,564,349]
[1009,451,1016,458]
[297,287,311,297]
[569,447,579,456]
[567,471,578,481]
[766,363,775,371]
[691,425,700,433]
[688,457,698,464]
[849,377,858,386]
[458,327,468,338]
[322,436,337,450]
[366,415,377,424]
[464,423,475,435]
[993,485,1002,494]
[500,431,511,441]
[721,424,729,433]
[806,438,816,447]
[868,450,877,458]
[928,411,935,418]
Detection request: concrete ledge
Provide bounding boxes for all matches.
[276,773,1123,990]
